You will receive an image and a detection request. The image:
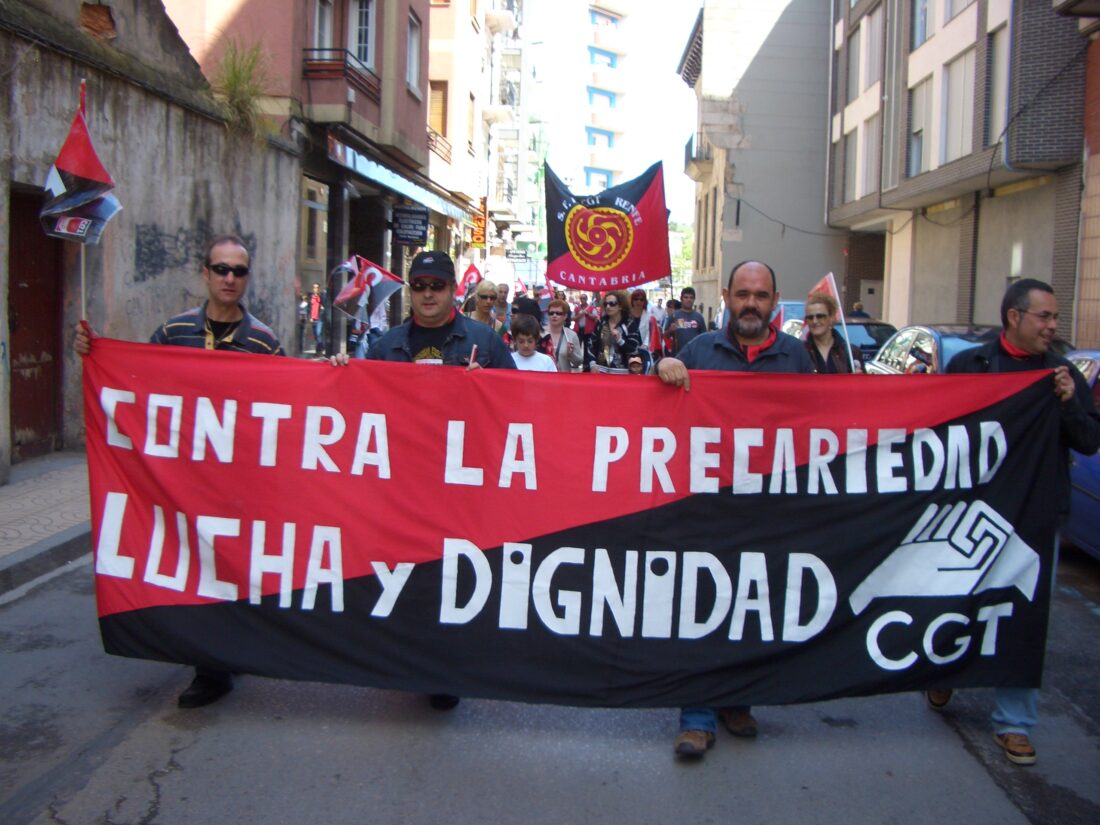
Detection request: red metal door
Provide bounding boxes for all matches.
[8,190,63,461]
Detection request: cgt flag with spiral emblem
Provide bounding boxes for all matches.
[544,162,671,291]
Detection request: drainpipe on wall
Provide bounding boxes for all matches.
[823,0,836,228]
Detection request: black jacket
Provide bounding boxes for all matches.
[948,340,1100,516]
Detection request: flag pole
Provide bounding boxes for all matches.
[80,244,87,320]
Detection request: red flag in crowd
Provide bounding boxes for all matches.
[456,264,482,299]
[39,80,122,245]
[544,161,671,291]
[333,255,403,321]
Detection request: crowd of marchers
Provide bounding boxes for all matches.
[73,236,1100,770]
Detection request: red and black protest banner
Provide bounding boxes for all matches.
[544,162,672,292]
[85,341,1060,708]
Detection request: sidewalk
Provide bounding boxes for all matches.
[0,451,91,594]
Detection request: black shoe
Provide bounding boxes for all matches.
[178,672,233,708]
[428,693,460,710]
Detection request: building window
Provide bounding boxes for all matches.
[315,0,333,48]
[862,114,881,198]
[944,49,975,163]
[430,81,448,136]
[585,167,613,189]
[590,10,618,28]
[987,27,1009,146]
[588,47,617,67]
[946,0,975,21]
[911,0,931,50]
[348,0,374,68]
[908,78,931,177]
[587,86,616,108]
[846,28,860,104]
[708,185,718,269]
[843,129,858,202]
[586,127,614,148]
[864,5,883,91]
[406,12,422,92]
[301,179,329,272]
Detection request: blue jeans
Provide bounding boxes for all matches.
[312,319,323,349]
[991,537,1057,736]
[679,705,751,733]
[992,688,1038,735]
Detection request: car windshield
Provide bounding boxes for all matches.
[844,322,895,349]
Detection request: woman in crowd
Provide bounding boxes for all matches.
[625,289,662,371]
[466,279,507,338]
[803,291,862,373]
[542,298,583,372]
[587,289,640,372]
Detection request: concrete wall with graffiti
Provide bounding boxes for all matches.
[0,1,301,478]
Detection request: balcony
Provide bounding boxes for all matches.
[427,127,452,163]
[302,49,381,104]
[684,134,713,181]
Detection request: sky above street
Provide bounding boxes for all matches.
[525,0,701,224]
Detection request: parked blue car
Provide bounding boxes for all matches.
[1064,351,1100,562]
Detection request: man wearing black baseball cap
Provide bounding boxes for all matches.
[365,251,515,368]
[363,250,513,711]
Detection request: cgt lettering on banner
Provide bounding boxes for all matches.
[437,538,837,643]
[865,603,1017,671]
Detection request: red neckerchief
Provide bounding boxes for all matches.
[999,332,1031,360]
[412,307,456,327]
[730,322,778,364]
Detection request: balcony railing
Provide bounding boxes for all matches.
[302,48,381,104]
[427,127,452,163]
[684,133,713,181]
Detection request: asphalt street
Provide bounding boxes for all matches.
[1,547,1098,825]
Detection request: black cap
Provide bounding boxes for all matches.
[409,251,455,282]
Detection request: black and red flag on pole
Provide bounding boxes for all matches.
[39,80,122,245]
[84,342,1060,708]
[544,162,671,292]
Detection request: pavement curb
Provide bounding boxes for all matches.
[0,522,91,595]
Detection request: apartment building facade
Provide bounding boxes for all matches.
[678,0,846,321]
[168,0,480,340]
[828,0,1088,334]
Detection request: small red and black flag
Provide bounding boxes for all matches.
[39,81,121,245]
[544,162,671,292]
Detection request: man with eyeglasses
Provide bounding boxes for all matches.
[926,278,1100,766]
[364,251,515,370]
[74,233,283,708]
[657,260,813,760]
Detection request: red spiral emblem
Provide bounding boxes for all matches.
[564,206,633,271]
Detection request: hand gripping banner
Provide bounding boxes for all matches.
[84,341,1061,707]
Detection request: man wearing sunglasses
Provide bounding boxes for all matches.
[366,250,514,369]
[74,233,283,709]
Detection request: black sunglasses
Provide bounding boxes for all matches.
[410,280,450,293]
[805,313,829,322]
[208,263,250,278]
[604,301,618,308]
[548,310,565,316]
